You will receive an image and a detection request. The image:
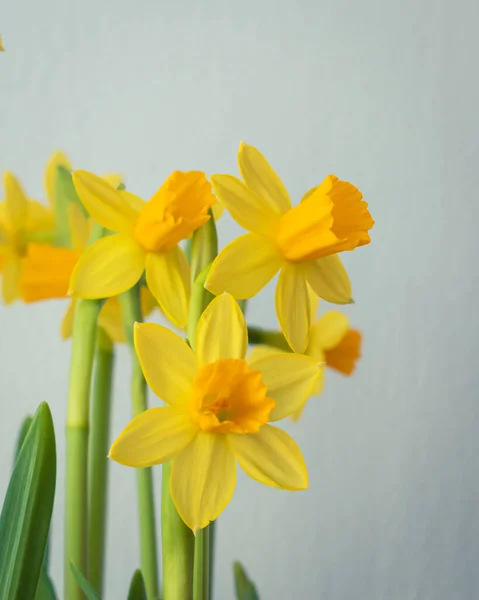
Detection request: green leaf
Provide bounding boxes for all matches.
[233,562,260,600]
[34,569,57,600]
[0,403,56,600]
[14,415,33,460]
[70,563,101,600]
[54,166,85,246]
[127,570,147,600]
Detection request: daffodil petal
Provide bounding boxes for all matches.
[134,322,197,406]
[68,204,90,251]
[247,345,284,363]
[72,170,138,234]
[109,406,197,468]
[275,264,311,353]
[305,255,353,304]
[69,234,145,299]
[61,299,76,340]
[25,200,54,232]
[238,143,291,214]
[249,353,320,421]
[308,311,349,355]
[195,293,247,364]
[230,424,308,490]
[145,246,190,328]
[2,257,21,304]
[45,151,71,208]
[206,233,282,299]
[171,432,236,531]
[4,172,27,231]
[98,297,125,343]
[121,190,147,212]
[210,175,281,237]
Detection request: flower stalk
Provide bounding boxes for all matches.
[65,297,101,600]
[119,284,159,600]
[88,327,115,594]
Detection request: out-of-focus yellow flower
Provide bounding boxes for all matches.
[19,205,155,341]
[206,143,374,353]
[109,293,320,532]
[0,36,4,51]
[0,172,54,304]
[69,170,217,328]
[250,310,362,420]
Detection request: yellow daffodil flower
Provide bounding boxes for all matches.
[250,310,362,420]
[0,36,4,51]
[109,293,321,532]
[69,170,217,328]
[19,205,155,341]
[0,172,54,304]
[205,143,374,353]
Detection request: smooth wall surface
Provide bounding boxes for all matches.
[1,1,478,598]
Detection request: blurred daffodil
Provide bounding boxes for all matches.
[0,36,4,51]
[69,170,217,328]
[206,143,374,353]
[109,293,320,532]
[19,205,155,341]
[250,310,362,420]
[0,172,53,303]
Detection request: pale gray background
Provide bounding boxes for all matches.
[1,0,478,598]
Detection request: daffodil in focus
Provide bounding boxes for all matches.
[205,143,374,353]
[0,172,53,303]
[109,293,321,531]
[19,205,156,341]
[68,170,217,328]
[250,309,362,420]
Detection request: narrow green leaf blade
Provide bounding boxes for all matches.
[0,402,56,600]
[233,562,260,600]
[127,570,147,600]
[70,563,101,600]
[34,569,57,600]
[14,415,33,460]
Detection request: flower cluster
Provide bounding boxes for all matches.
[1,142,373,532]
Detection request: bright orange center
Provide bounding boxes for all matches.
[134,170,216,252]
[189,358,275,434]
[275,175,374,262]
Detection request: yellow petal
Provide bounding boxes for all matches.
[238,142,291,214]
[72,170,138,234]
[210,174,281,237]
[248,353,320,421]
[2,256,21,304]
[211,202,225,221]
[308,311,349,356]
[305,254,353,304]
[195,293,247,364]
[69,234,145,299]
[206,233,282,299]
[68,204,90,251]
[134,322,197,406]
[25,200,54,232]
[45,151,72,207]
[230,424,308,490]
[170,432,236,531]
[145,246,190,328]
[109,406,197,468]
[275,264,311,353]
[120,190,147,213]
[102,173,124,190]
[248,344,284,362]
[4,172,27,232]
[0,36,4,51]
[290,368,325,421]
[61,299,76,340]
[98,297,125,343]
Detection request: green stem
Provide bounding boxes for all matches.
[161,462,194,600]
[193,527,210,600]
[88,328,115,595]
[247,327,291,351]
[65,299,101,600]
[120,285,159,600]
